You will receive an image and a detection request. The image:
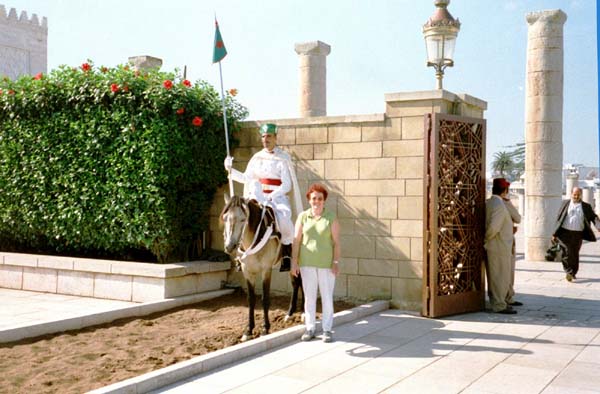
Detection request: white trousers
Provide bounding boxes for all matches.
[246,181,294,244]
[300,266,336,332]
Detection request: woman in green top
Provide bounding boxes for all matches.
[291,183,341,343]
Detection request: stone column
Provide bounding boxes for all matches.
[518,193,525,217]
[565,172,578,196]
[294,41,331,117]
[582,187,594,208]
[128,55,162,71]
[594,188,600,216]
[524,10,567,261]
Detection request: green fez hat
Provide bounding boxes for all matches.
[259,123,277,135]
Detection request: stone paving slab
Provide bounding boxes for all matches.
[140,236,600,394]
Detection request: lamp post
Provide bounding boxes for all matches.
[423,0,461,89]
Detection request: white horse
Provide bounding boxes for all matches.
[221,195,303,341]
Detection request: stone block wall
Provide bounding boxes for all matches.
[0,5,47,80]
[0,252,230,302]
[210,90,486,310]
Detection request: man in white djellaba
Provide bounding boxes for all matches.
[224,123,303,271]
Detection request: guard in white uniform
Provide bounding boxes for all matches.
[224,123,303,271]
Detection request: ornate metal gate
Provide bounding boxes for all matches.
[422,113,486,318]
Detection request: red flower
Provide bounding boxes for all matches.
[101,66,108,73]
[123,66,130,71]
[229,88,238,96]
[0,89,3,95]
[163,80,173,89]
[176,108,185,115]
[8,89,14,95]
[123,85,129,92]
[33,72,43,80]
[192,116,203,127]
[182,79,191,87]
[110,83,119,93]
[81,63,91,72]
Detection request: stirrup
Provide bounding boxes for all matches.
[279,256,291,272]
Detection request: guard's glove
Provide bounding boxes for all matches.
[224,156,233,171]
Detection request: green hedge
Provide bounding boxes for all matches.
[0,62,247,262]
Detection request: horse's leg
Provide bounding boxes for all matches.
[298,273,305,322]
[242,280,256,342]
[284,273,302,322]
[261,272,272,336]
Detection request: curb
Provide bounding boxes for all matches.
[88,300,390,394]
[0,289,234,343]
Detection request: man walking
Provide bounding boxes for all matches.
[552,187,599,282]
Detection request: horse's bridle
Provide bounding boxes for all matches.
[224,198,275,261]
[223,197,248,253]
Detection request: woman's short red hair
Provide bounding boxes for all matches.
[306,183,328,201]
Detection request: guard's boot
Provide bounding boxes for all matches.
[280,243,292,272]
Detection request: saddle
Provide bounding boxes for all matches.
[248,199,281,242]
[233,199,282,271]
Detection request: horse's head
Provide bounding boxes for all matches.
[221,195,249,255]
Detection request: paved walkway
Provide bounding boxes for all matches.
[2,233,600,393]
[150,235,600,394]
[0,288,136,330]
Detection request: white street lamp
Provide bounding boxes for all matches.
[423,0,461,89]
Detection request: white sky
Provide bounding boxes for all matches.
[4,0,599,168]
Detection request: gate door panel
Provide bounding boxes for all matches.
[422,113,486,318]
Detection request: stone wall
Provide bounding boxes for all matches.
[0,5,47,80]
[0,252,230,303]
[210,90,486,310]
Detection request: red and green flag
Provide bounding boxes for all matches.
[212,20,227,63]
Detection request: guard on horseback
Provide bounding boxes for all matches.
[224,123,303,272]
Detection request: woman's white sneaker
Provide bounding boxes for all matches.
[301,330,315,341]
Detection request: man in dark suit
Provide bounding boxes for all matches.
[552,187,599,282]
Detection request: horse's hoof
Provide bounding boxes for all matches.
[284,314,291,322]
[301,313,305,323]
[241,334,250,342]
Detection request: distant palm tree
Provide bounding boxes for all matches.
[492,151,514,177]
[506,143,525,180]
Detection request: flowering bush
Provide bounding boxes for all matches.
[0,61,247,262]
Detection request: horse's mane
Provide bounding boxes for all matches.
[220,195,244,221]
[221,196,277,240]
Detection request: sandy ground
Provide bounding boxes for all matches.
[0,290,355,394]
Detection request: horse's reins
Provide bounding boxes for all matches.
[237,200,277,261]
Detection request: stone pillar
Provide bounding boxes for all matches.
[294,41,331,117]
[128,55,162,71]
[518,193,525,217]
[524,10,567,261]
[582,187,594,208]
[565,172,578,196]
[594,189,600,216]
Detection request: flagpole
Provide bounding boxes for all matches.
[213,17,234,197]
[218,61,234,197]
